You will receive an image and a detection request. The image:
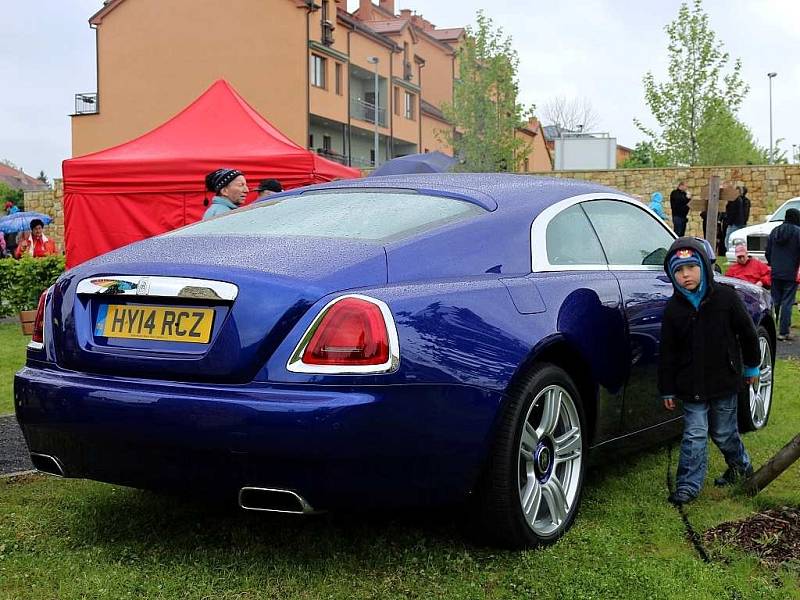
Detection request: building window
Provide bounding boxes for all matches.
[335,63,342,95]
[393,86,400,115]
[524,158,530,172]
[404,91,415,120]
[310,54,326,88]
[403,42,412,80]
[323,135,332,152]
[308,134,314,149]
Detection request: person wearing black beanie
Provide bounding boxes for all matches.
[766,207,800,340]
[255,179,283,201]
[202,168,248,220]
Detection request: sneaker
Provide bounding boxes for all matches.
[668,489,696,505]
[777,334,787,341]
[714,465,754,487]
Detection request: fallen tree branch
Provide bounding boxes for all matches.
[743,432,800,496]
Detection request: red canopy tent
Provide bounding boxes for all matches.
[63,79,360,267]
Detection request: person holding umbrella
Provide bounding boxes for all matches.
[14,218,56,258]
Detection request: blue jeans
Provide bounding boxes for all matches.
[673,215,687,236]
[725,224,742,248]
[771,278,798,336]
[676,393,751,496]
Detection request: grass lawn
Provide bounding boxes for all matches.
[1,329,798,599]
[0,322,28,415]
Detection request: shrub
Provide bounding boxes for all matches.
[0,256,65,316]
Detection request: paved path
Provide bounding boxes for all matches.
[776,335,800,360]
[0,414,33,475]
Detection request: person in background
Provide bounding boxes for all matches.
[740,186,751,227]
[203,168,248,220]
[725,243,771,288]
[765,207,800,341]
[649,192,667,221]
[659,238,759,505]
[5,201,19,215]
[0,232,6,258]
[724,186,746,247]
[14,218,57,258]
[255,179,283,202]
[669,181,691,236]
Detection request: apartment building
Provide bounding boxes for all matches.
[71,0,466,168]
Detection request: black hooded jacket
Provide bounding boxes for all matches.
[765,209,800,281]
[657,237,760,402]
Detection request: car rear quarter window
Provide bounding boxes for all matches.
[582,200,674,267]
[171,190,485,243]
[546,204,607,265]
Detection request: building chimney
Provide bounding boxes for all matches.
[399,8,412,18]
[358,0,373,17]
[379,0,396,15]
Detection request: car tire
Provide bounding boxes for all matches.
[476,363,587,549]
[738,325,774,432]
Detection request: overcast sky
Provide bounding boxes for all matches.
[1,0,797,181]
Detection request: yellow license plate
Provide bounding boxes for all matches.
[100,304,215,343]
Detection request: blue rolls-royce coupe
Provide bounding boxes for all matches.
[15,174,775,548]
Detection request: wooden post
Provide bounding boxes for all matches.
[742,432,800,496]
[705,176,720,248]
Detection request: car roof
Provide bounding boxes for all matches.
[282,173,627,218]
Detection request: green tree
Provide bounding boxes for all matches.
[635,0,747,165]
[439,11,532,172]
[0,182,24,208]
[695,101,765,165]
[620,141,670,168]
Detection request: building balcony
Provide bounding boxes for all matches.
[74,93,98,115]
[350,97,386,127]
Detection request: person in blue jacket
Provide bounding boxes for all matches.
[649,192,668,221]
[202,168,248,220]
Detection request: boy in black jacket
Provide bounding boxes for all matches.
[658,237,761,505]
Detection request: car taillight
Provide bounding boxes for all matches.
[31,290,48,343]
[302,297,389,366]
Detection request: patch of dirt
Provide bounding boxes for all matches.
[704,506,800,566]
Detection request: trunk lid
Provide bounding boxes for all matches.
[53,235,386,382]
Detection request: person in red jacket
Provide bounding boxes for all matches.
[725,243,771,288]
[14,219,57,259]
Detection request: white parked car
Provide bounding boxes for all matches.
[725,197,800,262]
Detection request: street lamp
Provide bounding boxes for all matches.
[367,56,380,167]
[767,72,777,164]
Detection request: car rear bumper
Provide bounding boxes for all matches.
[14,365,503,508]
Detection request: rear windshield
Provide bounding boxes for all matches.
[771,199,800,222]
[170,190,485,243]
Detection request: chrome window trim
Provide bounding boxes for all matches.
[606,265,666,272]
[531,193,677,273]
[76,276,239,301]
[287,293,400,375]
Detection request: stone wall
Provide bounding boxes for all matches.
[530,165,800,237]
[23,179,63,252]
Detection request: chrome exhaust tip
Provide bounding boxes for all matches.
[238,487,316,514]
[29,453,65,477]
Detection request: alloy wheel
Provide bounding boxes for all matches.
[517,384,583,537]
